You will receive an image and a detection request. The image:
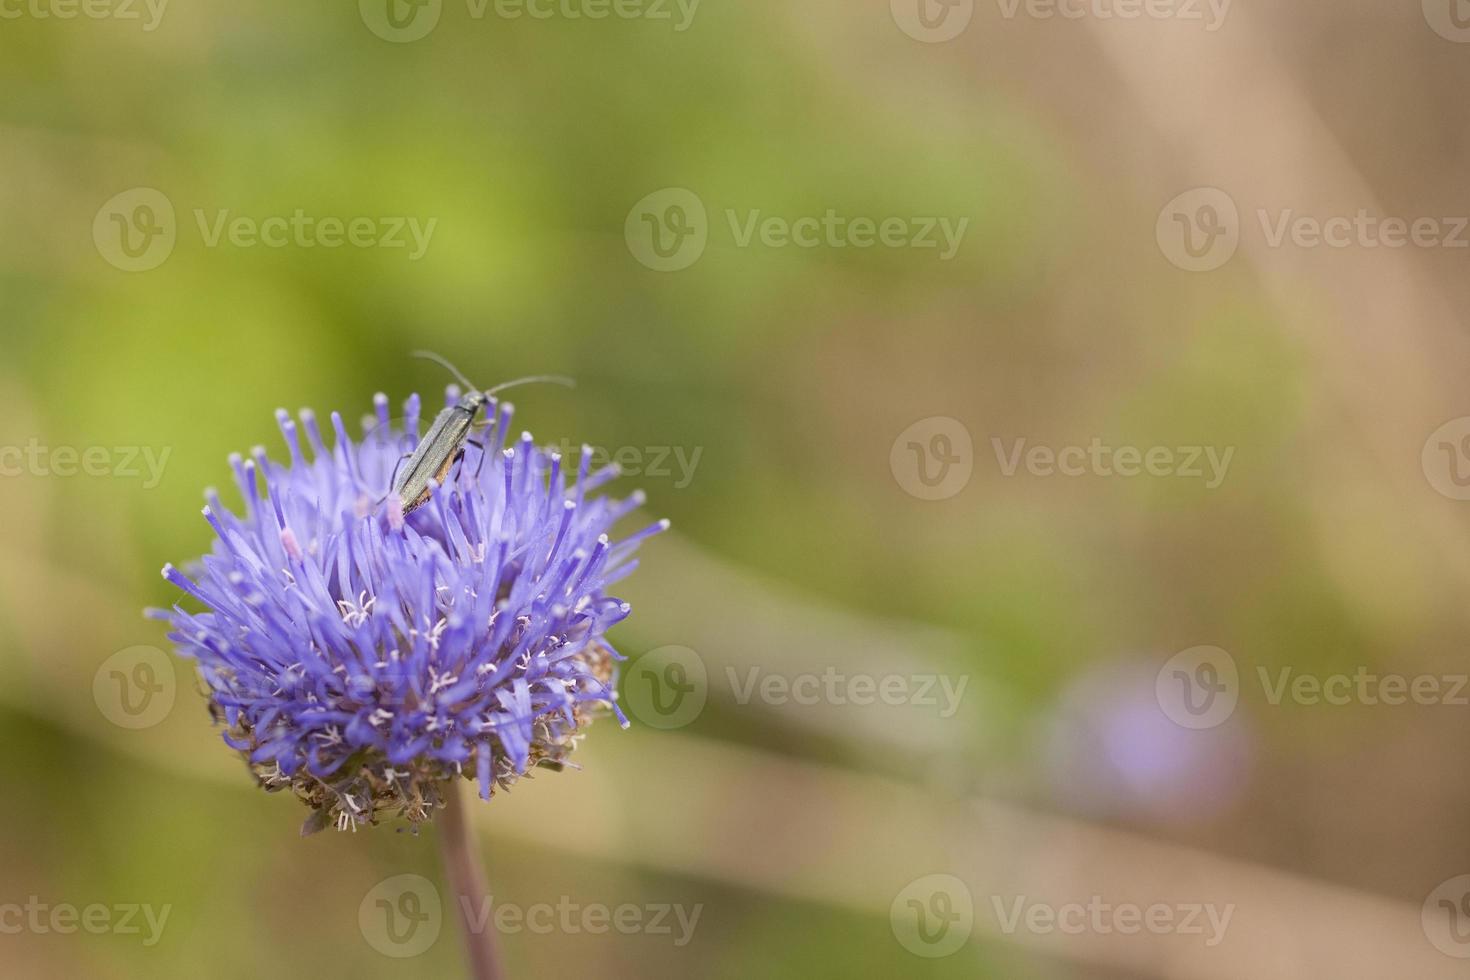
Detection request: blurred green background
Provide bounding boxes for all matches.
[6,1,1470,977]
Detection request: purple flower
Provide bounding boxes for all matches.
[149,388,666,833]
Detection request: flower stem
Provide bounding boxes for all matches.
[437,780,505,980]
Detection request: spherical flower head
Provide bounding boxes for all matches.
[150,389,667,833]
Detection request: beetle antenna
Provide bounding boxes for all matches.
[411,350,479,393]
[484,374,576,397]
[412,352,573,398]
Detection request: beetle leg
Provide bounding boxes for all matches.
[386,452,412,495]
[467,439,490,479]
[371,452,414,510]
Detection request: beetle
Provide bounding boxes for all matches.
[390,350,573,514]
